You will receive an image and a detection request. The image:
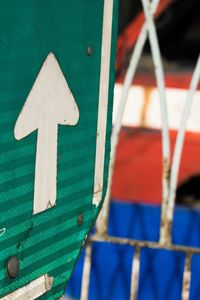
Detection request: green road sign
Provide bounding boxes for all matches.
[0,1,118,299]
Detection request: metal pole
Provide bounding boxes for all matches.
[182,253,192,300]
[130,247,141,300]
[168,55,200,239]
[80,243,93,300]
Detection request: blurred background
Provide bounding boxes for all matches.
[66,0,200,299]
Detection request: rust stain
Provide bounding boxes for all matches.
[163,157,170,182]
[140,87,153,127]
[90,234,200,255]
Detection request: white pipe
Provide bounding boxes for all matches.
[168,55,200,220]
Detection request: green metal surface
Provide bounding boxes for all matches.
[0,1,118,299]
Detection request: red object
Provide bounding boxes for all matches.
[117,0,172,72]
[111,127,200,204]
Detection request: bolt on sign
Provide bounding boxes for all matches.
[0,1,119,299]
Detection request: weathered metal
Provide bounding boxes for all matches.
[182,253,192,300]
[79,1,200,300]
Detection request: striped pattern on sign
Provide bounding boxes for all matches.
[0,1,119,299]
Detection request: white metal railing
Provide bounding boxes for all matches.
[80,1,200,299]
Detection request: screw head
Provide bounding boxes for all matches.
[77,214,83,225]
[87,47,93,56]
[7,256,19,279]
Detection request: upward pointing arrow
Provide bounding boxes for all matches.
[14,53,79,214]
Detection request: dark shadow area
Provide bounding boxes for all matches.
[176,175,200,208]
[119,0,200,64]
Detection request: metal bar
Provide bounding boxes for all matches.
[80,243,93,300]
[91,234,200,255]
[168,55,200,237]
[112,0,160,163]
[130,247,141,300]
[141,0,170,245]
[182,253,192,300]
[117,0,172,68]
[96,0,162,237]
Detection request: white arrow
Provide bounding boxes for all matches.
[14,53,79,214]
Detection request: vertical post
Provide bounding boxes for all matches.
[182,253,192,300]
[159,157,171,245]
[130,247,141,300]
[167,55,200,245]
[80,243,93,300]
[140,0,171,245]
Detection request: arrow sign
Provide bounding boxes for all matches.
[14,53,79,214]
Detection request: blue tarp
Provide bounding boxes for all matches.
[67,201,200,300]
